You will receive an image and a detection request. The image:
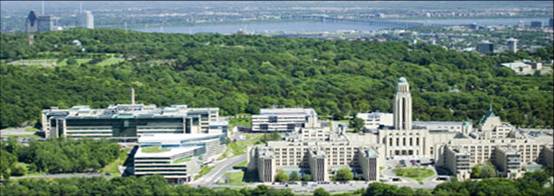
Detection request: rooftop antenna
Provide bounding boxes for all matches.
[41,0,45,15]
[131,88,136,105]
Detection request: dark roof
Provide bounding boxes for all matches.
[27,11,37,26]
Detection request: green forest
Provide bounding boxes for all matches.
[0,170,552,196]
[1,28,552,129]
[0,138,120,179]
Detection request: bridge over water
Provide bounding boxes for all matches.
[282,15,443,29]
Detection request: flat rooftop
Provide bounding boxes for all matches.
[135,146,201,158]
[44,104,218,119]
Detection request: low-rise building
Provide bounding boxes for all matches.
[252,108,318,132]
[41,104,225,141]
[133,133,226,183]
[356,112,393,130]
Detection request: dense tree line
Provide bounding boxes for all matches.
[0,170,551,196]
[0,29,552,128]
[0,138,120,179]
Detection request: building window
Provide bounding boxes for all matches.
[260,124,269,131]
[269,116,278,123]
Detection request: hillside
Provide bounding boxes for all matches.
[0,29,552,128]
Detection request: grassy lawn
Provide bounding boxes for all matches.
[24,127,38,132]
[394,167,435,182]
[229,115,252,129]
[173,157,192,164]
[223,133,265,157]
[100,148,130,176]
[96,57,125,66]
[235,160,248,167]
[195,166,214,180]
[224,171,244,185]
[141,146,169,153]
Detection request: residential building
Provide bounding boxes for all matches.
[507,38,518,53]
[80,10,94,29]
[530,21,542,28]
[251,108,318,132]
[477,41,494,54]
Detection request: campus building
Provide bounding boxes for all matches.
[249,126,382,182]
[249,77,553,182]
[41,103,226,141]
[251,108,319,132]
[356,112,393,131]
[133,133,226,183]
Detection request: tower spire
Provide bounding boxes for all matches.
[393,77,412,130]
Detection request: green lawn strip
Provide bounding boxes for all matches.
[173,157,192,164]
[235,160,248,167]
[394,167,435,182]
[195,166,214,180]
[96,57,124,66]
[229,115,252,129]
[24,127,38,132]
[224,171,244,185]
[141,146,169,153]
[100,148,129,176]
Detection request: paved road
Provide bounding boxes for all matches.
[209,180,441,193]
[192,154,246,186]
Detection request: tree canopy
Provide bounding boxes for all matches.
[0,29,552,129]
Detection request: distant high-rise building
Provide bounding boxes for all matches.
[37,15,54,32]
[477,41,494,54]
[530,21,542,28]
[25,10,55,33]
[25,11,38,33]
[549,18,553,28]
[80,10,94,29]
[507,38,518,53]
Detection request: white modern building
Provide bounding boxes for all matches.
[134,133,226,183]
[356,112,393,130]
[80,10,94,29]
[251,108,318,132]
[41,97,227,141]
[501,60,543,75]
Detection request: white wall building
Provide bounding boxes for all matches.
[251,108,318,132]
[356,112,393,130]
